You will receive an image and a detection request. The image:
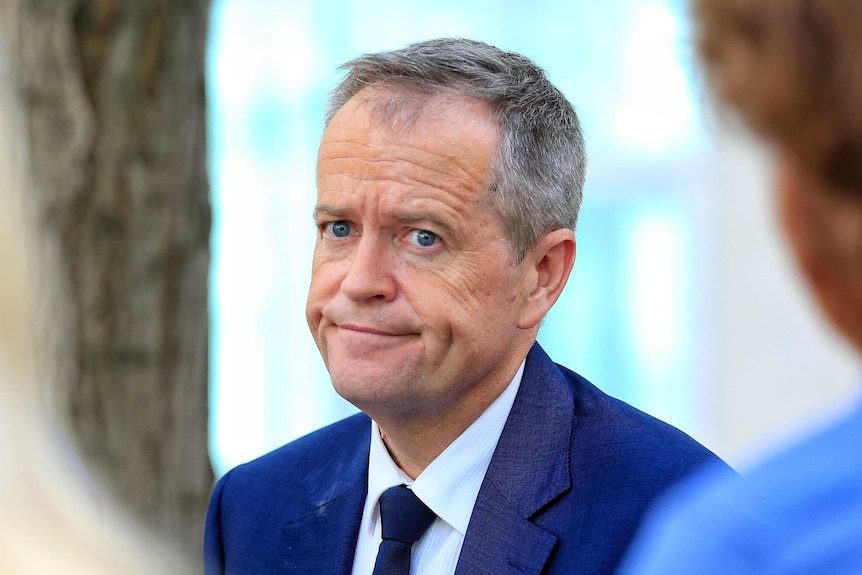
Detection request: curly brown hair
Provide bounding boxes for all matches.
[694,0,862,192]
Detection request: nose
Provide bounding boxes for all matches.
[340,234,397,302]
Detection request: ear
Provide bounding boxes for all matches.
[517,228,576,330]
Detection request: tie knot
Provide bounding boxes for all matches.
[378,485,436,544]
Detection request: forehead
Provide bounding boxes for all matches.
[329,86,498,141]
[316,89,499,206]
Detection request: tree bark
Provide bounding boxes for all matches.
[0,0,213,562]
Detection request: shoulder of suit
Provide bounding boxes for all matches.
[221,412,371,487]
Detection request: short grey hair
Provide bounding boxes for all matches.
[325,37,587,261]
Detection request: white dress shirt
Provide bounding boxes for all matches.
[350,361,525,575]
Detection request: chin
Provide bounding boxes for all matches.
[330,371,417,414]
[330,371,393,403]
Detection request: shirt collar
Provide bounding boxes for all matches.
[366,360,525,535]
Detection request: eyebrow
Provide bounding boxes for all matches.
[312,203,456,237]
[391,211,456,238]
[312,203,349,221]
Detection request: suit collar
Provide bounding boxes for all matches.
[456,342,573,574]
[485,343,573,516]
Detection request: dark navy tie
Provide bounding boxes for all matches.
[371,485,437,575]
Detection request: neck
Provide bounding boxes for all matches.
[374,360,525,479]
[377,421,457,480]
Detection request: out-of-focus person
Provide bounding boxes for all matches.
[619,1,862,573]
[0,53,188,574]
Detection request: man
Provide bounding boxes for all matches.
[620,1,862,573]
[204,38,725,575]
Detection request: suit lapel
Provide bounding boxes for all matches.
[456,343,573,575]
[280,416,370,575]
[280,475,367,575]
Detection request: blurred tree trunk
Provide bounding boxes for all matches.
[0,0,213,564]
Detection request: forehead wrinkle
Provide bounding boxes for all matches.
[319,140,492,202]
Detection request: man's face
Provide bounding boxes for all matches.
[306,90,535,426]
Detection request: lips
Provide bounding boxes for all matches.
[315,303,422,340]
[337,323,414,337]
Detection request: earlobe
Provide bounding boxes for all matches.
[517,229,576,329]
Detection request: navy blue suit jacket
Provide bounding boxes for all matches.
[205,343,727,574]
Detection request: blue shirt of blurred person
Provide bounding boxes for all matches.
[619,400,862,574]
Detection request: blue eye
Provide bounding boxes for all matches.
[327,221,352,238]
[410,229,438,247]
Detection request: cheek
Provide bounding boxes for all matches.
[305,285,321,333]
[777,169,832,281]
[306,257,340,320]
[414,257,519,330]
[309,252,346,291]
